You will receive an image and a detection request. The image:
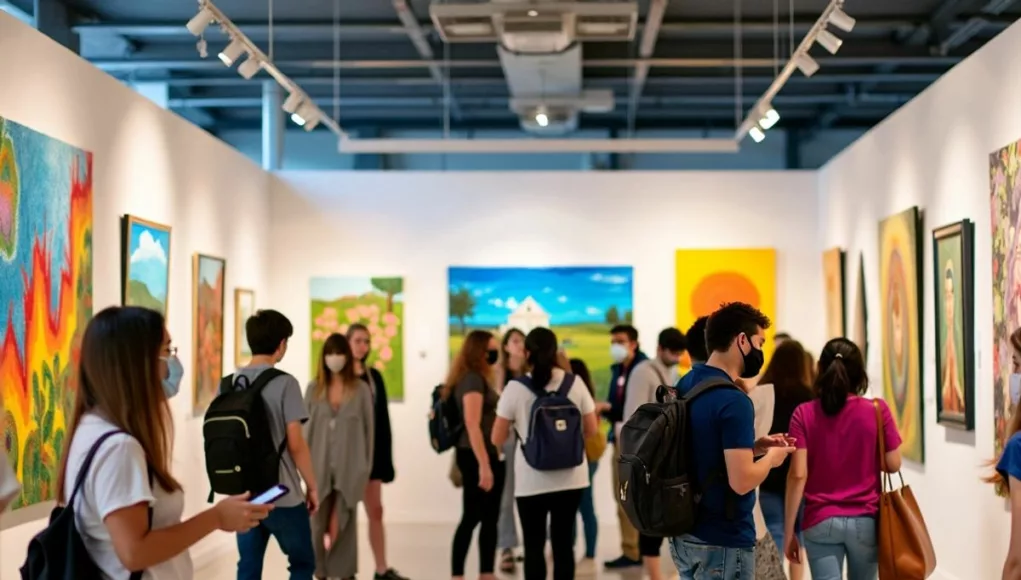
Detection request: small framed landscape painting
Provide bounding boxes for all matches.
[192,253,226,416]
[234,288,255,368]
[122,215,171,316]
[933,219,975,430]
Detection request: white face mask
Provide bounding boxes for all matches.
[610,343,629,363]
[325,354,347,373]
[1011,374,1021,407]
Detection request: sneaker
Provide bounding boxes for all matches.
[499,549,516,573]
[374,570,408,580]
[576,557,597,576]
[604,555,642,569]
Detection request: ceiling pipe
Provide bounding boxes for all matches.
[628,0,668,126]
[338,137,740,154]
[391,0,460,118]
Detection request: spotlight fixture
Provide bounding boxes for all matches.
[758,107,780,130]
[237,55,261,79]
[535,112,549,127]
[292,102,318,127]
[186,6,214,36]
[528,9,538,16]
[827,7,856,33]
[749,126,766,143]
[282,92,303,114]
[816,29,843,54]
[793,53,820,77]
[304,112,321,131]
[218,38,245,67]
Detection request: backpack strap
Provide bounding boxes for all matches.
[555,373,576,397]
[67,430,126,507]
[682,377,739,400]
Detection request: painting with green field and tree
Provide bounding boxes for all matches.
[310,277,404,401]
[122,215,171,316]
[449,266,633,400]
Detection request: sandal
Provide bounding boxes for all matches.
[499,549,516,572]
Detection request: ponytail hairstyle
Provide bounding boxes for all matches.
[525,327,559,389]
[815,337,868,416]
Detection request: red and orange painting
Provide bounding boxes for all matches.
[0,116,93,510]
[192,254,225,416]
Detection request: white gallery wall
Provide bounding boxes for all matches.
[818,18,1021,580]
[0,13,272,575]
[269,171,824,524]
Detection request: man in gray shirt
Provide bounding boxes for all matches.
[235,310,319,580]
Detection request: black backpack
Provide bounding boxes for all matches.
[21,430,149,580]
[428,384,463,454]
[203,368,286,501]
[616,377,737,537]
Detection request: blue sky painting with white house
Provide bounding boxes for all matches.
[448,266,633,327]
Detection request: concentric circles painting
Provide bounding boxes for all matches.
[879,207,924,463]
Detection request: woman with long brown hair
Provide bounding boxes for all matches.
[57,306,269,579]
[495,328,526,572]
[991,328,1021,579]
[445,329,504,580]
[305,333,374,580]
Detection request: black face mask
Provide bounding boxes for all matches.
[486,349,500,365]
[740,337,765,379]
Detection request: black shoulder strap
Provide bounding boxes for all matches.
[218,374,235,395]
[250,367,286,392]
[555,373,575,397]
[67,430,126,507]
[682,377,738,401]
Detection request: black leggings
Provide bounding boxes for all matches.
[452,448,505,576]
[516,488,584,580]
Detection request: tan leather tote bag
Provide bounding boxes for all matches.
[874,400,936,579]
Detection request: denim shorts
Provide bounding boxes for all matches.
[668,535,755,580]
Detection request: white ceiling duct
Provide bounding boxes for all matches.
[430,1,638,47]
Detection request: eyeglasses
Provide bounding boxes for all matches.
[166,346,178,357]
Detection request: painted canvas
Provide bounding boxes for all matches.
[675,249,777,365]
[192,254,225,415]
[234,288,254,368]
[879,207,924,463]
[933,220,975,430]
[853,253,868,363]
[448,267,633,400]
[0,117,92,511]
[310,277,404,401]
[122,216,171,316]
[822,248,846,339]
[990,138,1021,471]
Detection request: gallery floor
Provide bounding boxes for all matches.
[198,523,677,580]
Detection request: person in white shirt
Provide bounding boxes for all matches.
[58,306,271,580]
[491,327,598,580]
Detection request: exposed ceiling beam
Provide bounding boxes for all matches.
[391,0,460,119]
[984,0,1021,13]
[337,136,741,154]
[628,0,667,127]
[0,1,32,24]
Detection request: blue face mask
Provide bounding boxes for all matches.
[161,354,184,398]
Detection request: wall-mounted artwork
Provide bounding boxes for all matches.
[853,253,869,363]
[310,277,404,401]
[192,254,225,416]
[234,288,254,368]
[933,220,975,431]
[0,117,93,512]
[879,207,924,463]
[448,266,633,400]
[121,215,171,316]
[822,248,846,339]
[990,138,1021,471]
[675,249,777,364]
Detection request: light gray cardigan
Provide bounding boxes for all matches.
[303,379,375,507]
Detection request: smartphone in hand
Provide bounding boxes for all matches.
[250,485,289,505]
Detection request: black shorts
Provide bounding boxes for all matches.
[639,533,664,557]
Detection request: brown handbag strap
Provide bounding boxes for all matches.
[874,399,889,493]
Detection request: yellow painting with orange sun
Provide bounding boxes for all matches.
[675,249,777,369]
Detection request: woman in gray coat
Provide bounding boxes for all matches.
[305,332,375,580]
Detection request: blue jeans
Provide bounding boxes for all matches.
[758,489,804,551]
[668,535,754,580]
[802,516,878,580]
[237,504,315,580]
[574,461,599,558]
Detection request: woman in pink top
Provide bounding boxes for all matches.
[782,338,903,580]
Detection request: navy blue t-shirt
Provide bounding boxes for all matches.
[676,364,756,548]
[998,432,1021,487]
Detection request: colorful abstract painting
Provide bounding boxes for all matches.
[990,139,1021,475]
[879,207,924,463]
[0,116,93,510]
[448,266,633,400]
[122,215,171,316]
[192,254,225,416]
[822,248,846,339]
[675,249,777,364]
[933,220,974,430]
[853,253,868,363]
[310,277,404,401]
[234,288,254,368]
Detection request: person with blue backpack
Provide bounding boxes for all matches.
[491,327,599,580]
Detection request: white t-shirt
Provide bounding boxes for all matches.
[497,368,596,498]
[64,413,193,580]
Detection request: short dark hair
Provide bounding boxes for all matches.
[686,316,710,363]
[246,309,294,356]
[657,327,687,353]
[705,303,771,354]
[610,324,638,342]
[775,332,792,341]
